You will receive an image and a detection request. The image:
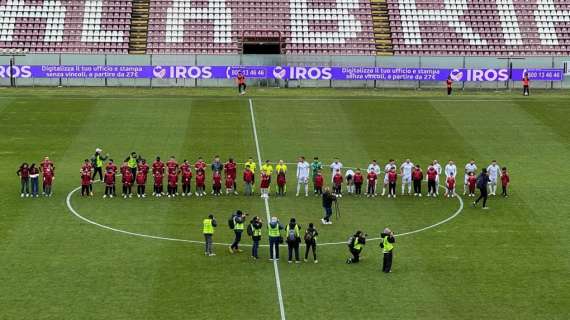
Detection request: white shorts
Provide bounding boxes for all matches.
[489,176,498,184]
[464,174,470,184]
[402,175,411,184]
[435,175,440,183]
[298,176,309,184]
[384,174,389,184]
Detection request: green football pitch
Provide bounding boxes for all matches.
[1,87,568,320]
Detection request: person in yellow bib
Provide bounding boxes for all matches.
[268,216,284,261]
[229,210,246,253]
[261,160,273,177]
[285,218,302,263]
[346,231,367,264]
[203,214,217,256]
[380,228,396,273]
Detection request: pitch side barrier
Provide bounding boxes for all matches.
[0,55,568,89]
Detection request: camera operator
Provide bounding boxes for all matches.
[346,231,367,264]
[202,214,217,256]
[249,216,263,260]
[229,210,247,254]
[380,228,396,273]
[321,187,336,225]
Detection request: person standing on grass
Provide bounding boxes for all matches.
[381,159,396,196]
[400,159,414,195]
[211,155,223,174]
[260,171,271,198]
[181,161,193,196]
[123,169,134,198]
[314,170,324,195]
[138,158,149,177]
[17,162,30,197]
[501,167,510,197]
[329,158,343,183]
[426,164,438,197]
[387,167,397,198]
[203,214,217,257]
[367,160,381,196]
[473,168,490,210]
[244,157,256,192]
[166,156,178,175]
[286,218,302,264]
[321,187,336,225]
[268,217,284,261]
[229,210,246,254]
[127,152,139,178]
[42,166,54,197]
[81,159,94,195]
[195,170,206,196]
[432,160,442,196]
[304,223,318,263]
[153,170,163,197]
[311,157,323,194]
[412,164,423,196]
[487,160,501,196]
[29,164,39,197]
[275,160,287,194]
[261,160,274,184]
[464,159,477,195]
[243,165,254,196]
[346,231,366,264]
[444,160,457,182]
[249,216,263,260]
[195,157,207,175]
[136,168,147,198]
[380,228,395,273]
[366,168,377,197]
[81,169,91,197]
[152,156,165,175]
[276,168,286,196]
[237,71,246,95]
[103,168,115,198]
[91,148,108,181]
[332,169,343,197]
[523,73,530,96]
[212,170,222,196]
[224,158,238,195]
[353,169,364,196]
[446,75,453,95]
[345,168,355,195]
[467,172,477,197]
[296,156,310,197]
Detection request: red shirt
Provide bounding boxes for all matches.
[333,173,343,185]
[501,173,510,186]
[43,168,54,184]
[18,166,30,179]
[180,163,191,174]
[224,161,237,179]
[314,175,324,188]
[427,168,437,181]
[123,171,134,186]
[468,175,477,188]
[136,172,146,185]
[447,176,455,189]
[213,172,222,187]
[277,172,286,186]
[523,77,529,86]
[446,79,452,88]
[354,172,363,184]
[388,171,397,183]
[81,171,91,186]
[412,169,423,181]
[106,163,117,174]
[237,74,245,85]
[167,160,178,175]
[104,172,115,186]
[81,163,92,173]
[260,174,270,188]
[153,173,163,186]
[243,170,254,183]
[41,160,54,174]
[196,173,205,187]
[182,170,192,184]
[168,173,178,187]
[152,161,165,174]
[194,161,206,173]
[138,163,149,174]
[225,175,234,188]
[120,164,129,175]
[366,172,377,183]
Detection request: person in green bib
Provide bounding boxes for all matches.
[127,152,140,178]
[91,148,109,181]
[380,228,396,273]
[268,216,284,261]
[249,216,263,260]
[346,231,367,264]
[229,210,246,253]
[203,214,217,256]
[285,218,302,264]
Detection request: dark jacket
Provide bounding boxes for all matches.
[476,173,489,189]
[380,233,395,249]
[322,192,335,208]
[304,227,318,244]
[286,223,302,244]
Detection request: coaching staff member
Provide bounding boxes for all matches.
[380,228,395,273]
[473,168,490,210]
[321,187,336,225]
[91,148,109,181]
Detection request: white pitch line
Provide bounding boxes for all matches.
[249,98,287,320]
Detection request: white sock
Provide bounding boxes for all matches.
[304,184,308,195]
[296,183,300,195]
[401,185,405,194]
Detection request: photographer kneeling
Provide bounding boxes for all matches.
[346,231,366,264]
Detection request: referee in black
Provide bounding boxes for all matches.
[473,168,490,210]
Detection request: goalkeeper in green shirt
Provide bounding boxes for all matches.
[311,157,322,194]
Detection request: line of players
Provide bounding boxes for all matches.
[78,155,510,199]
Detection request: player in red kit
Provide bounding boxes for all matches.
[138,159,149,175]
[81,159,94,195]
[194,157,206,174]
[332,169,343,197]
[153,171,163,197]
[426,165,438,197]
[276,169,286,196]
[260,172,270,198]
[136,170,147,198]
[166,156,178,175]
[412,164,423,197]
[352,169,363,196]
[467,172,477,197]
[314,171,324,195]
[122,169,134,198]
[42,167,54,197]
[243,165,254,196]
[387,168,397,198]
[103,169,115,198]
[523,73,530,96]
[80,169,91,197]
[236,71,246,95]
[225,174,234,195]
[106,159,117,174]
[40,156,55,174]
[501,167,510,197]
[366,170,377,197]
[446,75,453,95]
[180,159,190,175]
[195,170,206,196]
[212,170,222,196]
[152,156,165,175]
[120,160,129,175]
[445,174,456,198]
[167,172,178,197]
[181,166,193,196]
[224,158,238,195]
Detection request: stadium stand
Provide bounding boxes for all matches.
[0,0,131,53]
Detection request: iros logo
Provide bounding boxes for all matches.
[450,68,510,82]
[153,66,212,79]
[0,65,32,78]
[273,66,332,80]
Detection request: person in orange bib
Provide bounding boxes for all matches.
[236,71,246,95]
[522,73,530,96]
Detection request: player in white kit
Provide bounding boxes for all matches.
[432,160,442,195]
[381,159,396,196]
[296,156,310,197]
[464,159,477,195]
[486,160,501,196]
[329,158,343,183]
[367,160,381,196]
[400,159,414,195]
[345,168,355,194]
